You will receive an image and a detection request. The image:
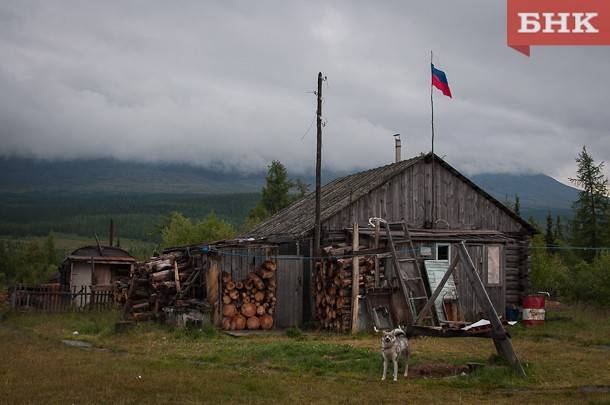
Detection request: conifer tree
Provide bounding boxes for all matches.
[554,215,564,242]
[545,212,555,251]
[245,161,308,229]
[569,146,609,261]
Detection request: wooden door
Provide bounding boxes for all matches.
[274,256,304,328]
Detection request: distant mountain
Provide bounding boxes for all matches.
[0,157,579,222]
[470,173,579,222]
[0,157,340,194]
[470,173,579,209]
[0,157,266,194]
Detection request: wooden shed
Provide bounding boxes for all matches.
[243,153,536,328]
[59,245,136,290]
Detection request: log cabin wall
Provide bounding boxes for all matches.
[322,159,532,311]
[504,236,531,307]
[324,160,523,233]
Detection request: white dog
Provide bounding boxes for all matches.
[377,326,410,381]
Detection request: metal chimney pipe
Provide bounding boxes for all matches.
[393,134,401,162]
[109,218,114,247]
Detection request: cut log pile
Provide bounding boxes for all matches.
[314,246,382,332]
[113,280,130,306]
[221,260,277,330]
[124,251,208,322]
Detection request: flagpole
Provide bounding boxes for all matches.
[430,50,435,228]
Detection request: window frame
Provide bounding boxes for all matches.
[486,245,502,286]
[435,243,451,262]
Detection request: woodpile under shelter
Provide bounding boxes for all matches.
[122,241,302,331]
[242,152,536,330]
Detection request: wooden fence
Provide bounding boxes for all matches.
[10,284,116,312]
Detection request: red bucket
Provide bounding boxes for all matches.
[522,295,546,326]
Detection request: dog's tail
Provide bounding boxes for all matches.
[394,325,407,337]
[373,326,380,333]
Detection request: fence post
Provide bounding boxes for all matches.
[10,286,16,310]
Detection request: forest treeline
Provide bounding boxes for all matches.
[0,192,259,242]
[0,161,306,288]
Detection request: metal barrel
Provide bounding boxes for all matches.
[522,295,546,326]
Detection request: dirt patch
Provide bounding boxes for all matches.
[545,300,568,311]
[407,362,472,379]
[62,339,94,348]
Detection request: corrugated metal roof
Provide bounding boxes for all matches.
[244,155,424,238]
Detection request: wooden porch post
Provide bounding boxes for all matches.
[351,223,360,333]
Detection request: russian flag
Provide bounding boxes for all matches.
[431,64,452,98]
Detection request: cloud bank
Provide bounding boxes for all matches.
[0,1,608,181]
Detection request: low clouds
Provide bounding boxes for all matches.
[0,1,608,180]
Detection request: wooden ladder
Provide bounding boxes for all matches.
[383,220,434,325]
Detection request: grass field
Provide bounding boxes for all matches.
[1,305,609,404]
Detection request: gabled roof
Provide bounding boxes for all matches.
[65,245,136,262]
[244,153,535,239]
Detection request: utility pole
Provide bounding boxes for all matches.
[314,72,323,257]
[430,50,435,228]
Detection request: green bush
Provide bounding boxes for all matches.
[0,235,60,287]
[285,326,303,339]
[161,212,235,248]
[530,236,569,298]
[563,253,610,306]
[531,233,610,307]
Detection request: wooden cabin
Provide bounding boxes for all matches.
[243,153,535,327]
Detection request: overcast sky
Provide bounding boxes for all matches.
[0,1,608,182]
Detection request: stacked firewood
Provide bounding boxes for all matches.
[125,251,207,322]
[113,280,130,305]
[221,260,277,330]
[314,251,380,332]
[125,264,154,321]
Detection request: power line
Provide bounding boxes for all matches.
[300,114,316,140]
[531,245,610,251]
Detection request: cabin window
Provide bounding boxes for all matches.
[435,244,450,261]
[487,246,501,285]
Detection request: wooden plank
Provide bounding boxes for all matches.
[173,260,181,294]
[351,223,360,333]
[415,256,459,324]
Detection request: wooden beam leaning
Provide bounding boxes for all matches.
[374,220,380,288]
[173,260,181,294]
[457,242,526,376]
[351,223,360,333]
[414,255,459,325]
